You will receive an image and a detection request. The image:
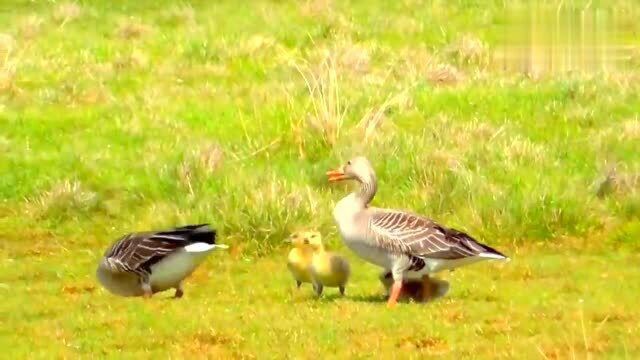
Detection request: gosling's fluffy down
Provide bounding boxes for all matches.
[304,231,350,296]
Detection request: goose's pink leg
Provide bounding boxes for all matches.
[387,281,402,308]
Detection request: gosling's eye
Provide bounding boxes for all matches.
[347,161,351,165]
[311,234,318,238]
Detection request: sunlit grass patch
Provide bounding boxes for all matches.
[160,4,196,27]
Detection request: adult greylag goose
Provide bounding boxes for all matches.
[326,156,509,307]
[96,224,227,298]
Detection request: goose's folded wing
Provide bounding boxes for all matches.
[369,211,504,259]
[102,232,188,277]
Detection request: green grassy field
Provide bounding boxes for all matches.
[1,0,639,358]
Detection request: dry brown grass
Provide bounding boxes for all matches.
[400,46,437,75]
[113,49,149,70]
[26,180,98,219]
[314,39,373,77]
[622,118,640,140]
[447,34,491,67]
[77,85,112,105]
[396,335,448,354]
[537,327,612,359]
[503,136,547,164]
[234,35,279,58]
[300,0,334,18]
[18,15,43,39]
[294,55,346,148]
[426,63,464,86]
[290,43,409,153]
[398,46,465,86]
[0,33,16,93]
[336,42,371,75]
[116,17,152,39]
[52,2,82,25]
[178,144,225,195]
[357,90,408,143]
[594,160,640,198]
[174,329,250,359]
[162,4,196,27]
[0,33,14,61]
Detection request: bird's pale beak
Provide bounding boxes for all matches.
[327,168,348,182]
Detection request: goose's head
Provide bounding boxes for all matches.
[326,156,376,184]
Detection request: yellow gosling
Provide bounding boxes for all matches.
[286,231,315,289]
[305,231,350,296]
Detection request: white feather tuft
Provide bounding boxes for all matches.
[478,252,508,260]
[184,242,216,253]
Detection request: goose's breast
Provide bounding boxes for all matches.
[344,240,393,269]
[96,266,142,297]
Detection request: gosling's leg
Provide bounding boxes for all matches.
[296,280,302,289]
[313,282,324,297]
[339,285,346,296]
[141,279,153,299]
[421,274,434,302]
[379,270,392,296]
[174,282,184,298]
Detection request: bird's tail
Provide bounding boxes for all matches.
[153,224,218,244]
[476,242,509,260]
[448,227,509,260]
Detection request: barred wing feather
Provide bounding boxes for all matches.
[369,211,506,260]
[103,232,193,277]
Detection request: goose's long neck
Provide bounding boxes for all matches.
[356,174,377,206]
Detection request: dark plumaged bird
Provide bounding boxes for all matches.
[96,224,227,298]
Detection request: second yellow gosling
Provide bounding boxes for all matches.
[305,232,350,296]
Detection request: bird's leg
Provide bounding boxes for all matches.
[296,280,302,289]
[174,282,184,299]
[339,285,346,296]
[379,271,392,296]
[421,274,434,302]
[387,280,402,308]
[141,279,153,299]
[313,282,324,297]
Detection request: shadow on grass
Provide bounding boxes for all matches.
[346,294,388,303]
[304,291,388,303]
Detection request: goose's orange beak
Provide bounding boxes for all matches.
[327,168,349,182]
